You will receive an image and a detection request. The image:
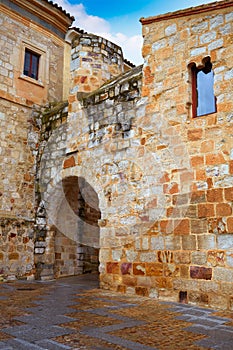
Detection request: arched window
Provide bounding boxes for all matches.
[191,57,216,118]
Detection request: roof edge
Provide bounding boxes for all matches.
[140,0,233,25]
[46,0,74,21]
[7,0,74,36]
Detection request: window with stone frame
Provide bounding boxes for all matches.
[23,49,40,80]
[190,56,217,118]
[20,42,47,86]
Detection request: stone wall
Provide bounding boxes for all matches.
[0,98,37,279]
[1,0,233,310]
[0,99,37,218]
[0,2,69,105]
[61,1,233,310]
[0,217,34,279]
[35,102,100,279]
[0,0,72,279]
[69,32,125,95]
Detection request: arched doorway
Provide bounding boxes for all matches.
[54,176,101,278]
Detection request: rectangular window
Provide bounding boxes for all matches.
[191,57,217,118]
[23,49,40,80]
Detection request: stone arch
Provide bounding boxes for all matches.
[51,175,101,278]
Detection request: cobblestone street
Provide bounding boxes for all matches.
[0,274,232,349]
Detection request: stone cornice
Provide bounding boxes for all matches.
[1,0,74,37]
[140,0,233,25]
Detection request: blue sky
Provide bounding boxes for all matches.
[55,0,219,64]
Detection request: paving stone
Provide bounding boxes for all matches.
[81,328,157,350]
[177,309,210,317]
[1,275,233,350]
[4,325,75,342]
[212,343,233,350]
[195,338,223,348]
[176,315,228,328]
[15,314,75,325]
[0,341,14,350]
[193,318,227,327]
[6,338,45,350]
[35,339,72,349]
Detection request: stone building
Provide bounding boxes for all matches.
[0,0,233,310]
[0,0,74,279]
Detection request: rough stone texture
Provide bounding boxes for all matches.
[0,1,72,279]
[0,2,70,105]
[62,1,233,309]
[0,218,34,278]
[1,0,233,310]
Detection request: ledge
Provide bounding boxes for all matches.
[78,65,143,106]
[1,0,74,37]
[140,0,233,24]
[19,75,45,88]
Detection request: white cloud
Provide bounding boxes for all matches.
[53,0,143,65]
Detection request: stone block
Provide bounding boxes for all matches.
[190,191,206,204]
[137,276,153,287]
[133,263,146,276]
[207,250,225,267]
[135,286,149,296]
[198,203,215,218]
[151,235,165,250]
[227,218,233,234]
[8,253,19,260]
[182,235,197,250]
[145,262,163,276]
[35,248,45,254]
[197,235,216,250]
[217,234,233,249]
[121,262,132,275]
[122,275,136,286]
[112,249,122,261]
[164,263,179,277]
[63,156,75,169]
[159,220,173,235]
[190,266,212,280]
[216,203,232,216]
[106,262,120,274]
[187,128,203,141]
[209,293,228,309]
[174,219,190,235]
[207,188,223,202]
[226,252,233,267]
[224,187,233,201]
[174,251,191,264]
[190,219,208,234]
[180,265,189,278]
[140,252,157,262]
[165,24,177,36]
[164,235,181,250]
[214,267,233,282]
[191,251,207,265]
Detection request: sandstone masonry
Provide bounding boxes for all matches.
[0,0,73,278]
[0,0,233,310]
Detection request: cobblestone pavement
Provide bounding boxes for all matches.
[0,274,233,349]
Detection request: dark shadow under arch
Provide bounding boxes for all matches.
[54,176,101,278]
